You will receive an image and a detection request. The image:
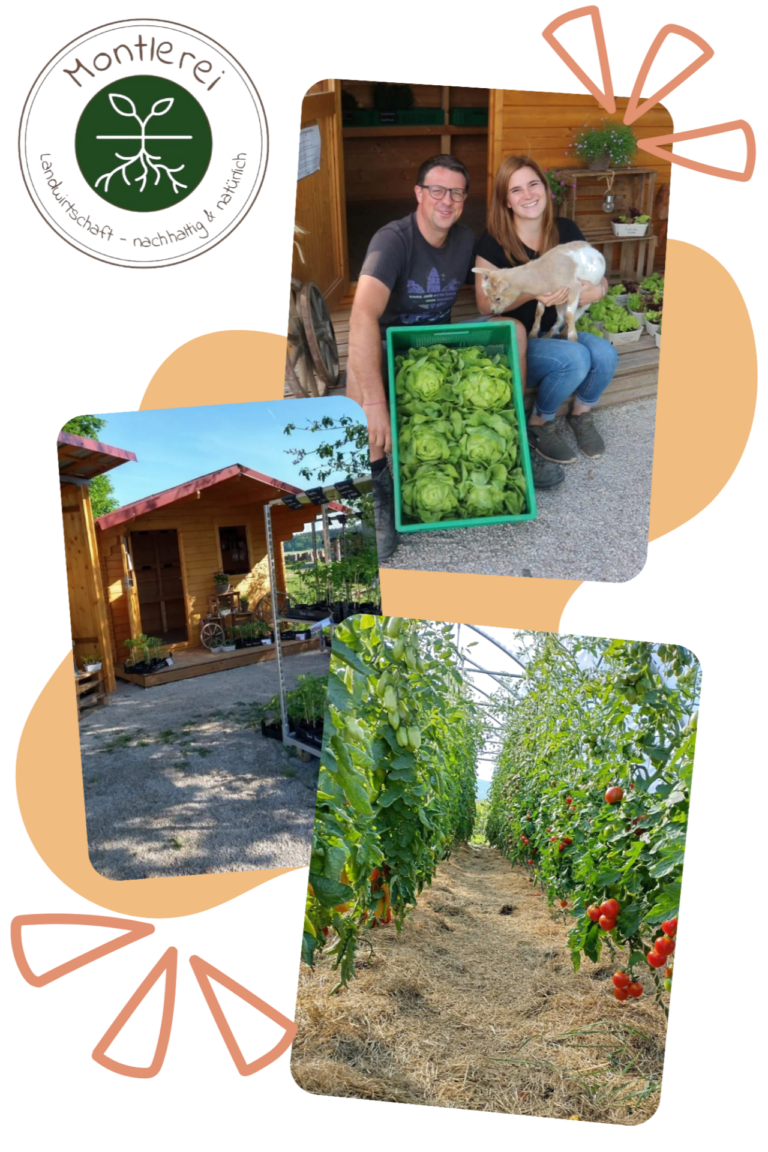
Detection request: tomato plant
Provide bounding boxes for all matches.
[302,616,484,988]
[484,634,699,1015]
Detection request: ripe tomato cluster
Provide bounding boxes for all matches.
[605,785,624,804]
[612,971,643,1001]
[647,918,677,968]
[587,897,620,931]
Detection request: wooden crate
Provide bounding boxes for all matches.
[75,669,107,716]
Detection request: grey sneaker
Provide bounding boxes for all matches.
[528,421,578,464]
[528,448,565,489]
[567,411,605,458]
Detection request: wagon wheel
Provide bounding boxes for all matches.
[200,621,226,650]
[255,591,294,625]
[299,281,339,393]
[286,282,318,398]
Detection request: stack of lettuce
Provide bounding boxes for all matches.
[394,344,528,525]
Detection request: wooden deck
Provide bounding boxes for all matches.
[296,286,659,411]
[116,636,322,688]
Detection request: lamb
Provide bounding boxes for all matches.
[473,241,606,342]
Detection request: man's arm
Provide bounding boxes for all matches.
[347,274,393,459]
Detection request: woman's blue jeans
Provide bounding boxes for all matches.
[526,331,618,421]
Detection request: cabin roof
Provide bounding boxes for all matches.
[95,463,347,531]
[58,432,137,480]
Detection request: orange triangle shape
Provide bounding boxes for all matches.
[189,954,298,1076]
[624,24,714,125]
[92,947,177,1078]
[638,120,756,182]
[11,913,155,988]
[542,6,615,113]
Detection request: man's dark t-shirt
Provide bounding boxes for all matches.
[360,213,476,338]
[475,217,584,334]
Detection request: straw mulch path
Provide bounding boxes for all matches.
[291,844,668,1124]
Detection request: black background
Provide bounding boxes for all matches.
[10,0,755,1110]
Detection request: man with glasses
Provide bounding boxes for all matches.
[347,154,563,560]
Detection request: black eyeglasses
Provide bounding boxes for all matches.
[418,184,468,202]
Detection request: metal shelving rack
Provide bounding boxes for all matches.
[263,473,373,758]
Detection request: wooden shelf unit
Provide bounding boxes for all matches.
[558,166,659,281]
[75,668,107,716]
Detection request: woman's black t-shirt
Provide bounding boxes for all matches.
[475,217,585,333]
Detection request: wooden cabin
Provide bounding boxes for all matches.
[296,81,672,303]
[94,464,333,679]
[58,432,138,695]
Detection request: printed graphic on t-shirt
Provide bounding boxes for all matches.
[400,267,462,325]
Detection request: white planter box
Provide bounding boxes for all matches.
[221,644,236,652]
[83,663,102,673]
[655,331,661,349]
[604,326,644,346]
[644,317,661,337]
[612,221,649,237]
[261,639,273,646]
[629,309,647,324]
[606,292,628,307]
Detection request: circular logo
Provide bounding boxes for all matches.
[19,20,268,267]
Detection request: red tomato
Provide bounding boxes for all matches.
[601,898,620,918]
[628,982,643,998]
[665,967,673,979]
[654,936,675,957]
[630,783,635,790]
[560,900,568,908]
[647,950,665,968]
[587,906,601,922]
[562,836,573,845]
[661,918,678,937]
[528,859,534,866]
[599,915,616,931]
[605,786,624,804]
[612,972,631,989]
[614,986,630,1001]
[566,797,573,805]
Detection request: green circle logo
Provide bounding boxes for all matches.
[75,75,212,212]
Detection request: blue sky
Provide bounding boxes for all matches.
[91,398,365,507]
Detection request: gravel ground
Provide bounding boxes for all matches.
[382,399,655,582]
[79,649,330,880]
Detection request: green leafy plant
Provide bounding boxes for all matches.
[571,119,638,166]
[303,616,484,988]
[394,344,528,525]
[485,636,699,1016]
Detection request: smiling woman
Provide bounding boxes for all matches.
[475,155,617,465]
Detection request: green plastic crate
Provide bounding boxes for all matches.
[449,107,489,127]
[342,109,378,127]
[396,108,445,126]
[386,322,538,533]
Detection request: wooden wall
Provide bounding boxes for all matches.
[342,83,489,204]
[61,482,116,692]
[489,91,673,262]
[293,81,348,308]
[97,479,309,665]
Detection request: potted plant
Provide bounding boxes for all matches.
[571,118,638,170]
[655,317,662,349]
[606,282,628,307]
[545,168,575,210]
[601,305,643,346]
[625,292,648,323]
[81,652,102,673]
[287,674,328,751]
[644,309,662,337]
[213,570,230,594]
[612,206,650,237]
[260,692,287,741]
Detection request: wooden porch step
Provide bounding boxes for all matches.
[115,636,322,688]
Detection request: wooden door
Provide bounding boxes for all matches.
[130,529,188,644]
[293,80,349,309]
[120,535,141,640]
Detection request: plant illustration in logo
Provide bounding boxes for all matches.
[75,75,213,212]
[95,93,188,194]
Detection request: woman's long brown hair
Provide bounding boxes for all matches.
[487,156,560,265]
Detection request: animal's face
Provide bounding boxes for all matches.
[473,268,521,314]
